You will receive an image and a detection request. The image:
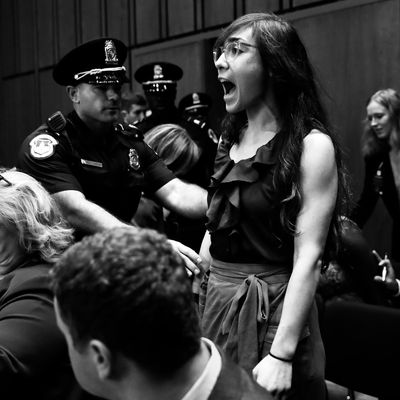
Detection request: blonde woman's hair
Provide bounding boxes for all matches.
[144,124,200,178]
[0,169,74,264]
[362,88,400,157]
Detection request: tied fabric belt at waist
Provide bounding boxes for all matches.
[201,259,291,372]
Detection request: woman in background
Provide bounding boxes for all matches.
[200,13,348,399]
[0,169,79,399]
[351,88,400,261]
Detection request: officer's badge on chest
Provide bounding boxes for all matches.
[129,148,140,170]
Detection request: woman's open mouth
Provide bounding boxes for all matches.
[220,80,236,96]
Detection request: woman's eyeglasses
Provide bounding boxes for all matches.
[0,174,12,186]
[213,40,257,63]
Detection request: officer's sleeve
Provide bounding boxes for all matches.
[141,142,175,193]
[17,134,83,195]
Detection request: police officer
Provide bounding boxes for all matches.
[134,61,183,134]
[17,38,207,273]
[179,91,212,120]
[179,92,218,144]
[133,64,215,250]
[178,91,218,179]
[135,64,214,186]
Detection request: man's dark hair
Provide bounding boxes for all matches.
[51,227,201,375]
[121,91,148,111]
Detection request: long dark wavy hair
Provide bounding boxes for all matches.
[362,88,400,158]
[214,13,349,263]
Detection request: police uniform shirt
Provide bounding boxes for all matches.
[17,111,175,223]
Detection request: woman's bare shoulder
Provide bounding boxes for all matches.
[303,130,334,154]
[301,130,336,174]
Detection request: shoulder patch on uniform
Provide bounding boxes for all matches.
[29,134,58,159]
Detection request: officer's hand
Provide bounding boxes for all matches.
[168,239,205,277]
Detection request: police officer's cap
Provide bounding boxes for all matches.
[53,38,128,86]
[135,62,183,93]
[179,92,212,114]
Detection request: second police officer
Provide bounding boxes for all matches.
[179,91,218,182]
[134,62,216,188]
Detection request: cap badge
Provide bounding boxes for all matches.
[104,40,118,65]
[192,93,200,105]
[129,148,140,170]
[153,64,164,80]
[29,134,58,159]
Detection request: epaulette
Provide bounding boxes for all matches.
[186,116,207,130]
[46,111,67,135]
[114,122,144,140]
[131,117,152,135]
[183,116,219,145]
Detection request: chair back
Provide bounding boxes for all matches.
[322,300,400,398]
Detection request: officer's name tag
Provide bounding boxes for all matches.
[81,159,103,168]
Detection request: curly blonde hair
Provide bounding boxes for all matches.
[0,169,74,264]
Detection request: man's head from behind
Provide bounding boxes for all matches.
[51,227,201,397]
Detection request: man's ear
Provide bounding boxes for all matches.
[89,339,112,380]
[67,85,80,104]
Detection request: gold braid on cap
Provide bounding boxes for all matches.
[74,66,126,81]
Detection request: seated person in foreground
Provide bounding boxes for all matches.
[0,169,81,399]
[50,227,273,400]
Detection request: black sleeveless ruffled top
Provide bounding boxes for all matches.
[206,133,294,266]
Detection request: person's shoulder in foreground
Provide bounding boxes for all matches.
[50,227,272,400]
[0,169,91,400]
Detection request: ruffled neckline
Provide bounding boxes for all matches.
[229,133,280,165]
[206,133,282,233]
[210,133,281,187]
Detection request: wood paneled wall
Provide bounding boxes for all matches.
[0,0,397,254]
[293,0,400,254]
[0,0,341,164]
